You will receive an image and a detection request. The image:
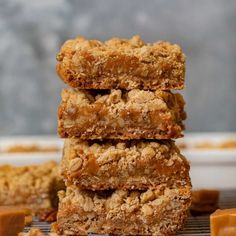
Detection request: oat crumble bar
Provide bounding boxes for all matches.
[0,161,64,213]
[56,185,191,236]
[58,89,186,139]
[56,36,185,90]
[62,139,190,190]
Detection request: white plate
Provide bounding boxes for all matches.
[177,132,236,189]
[0,136,63,165]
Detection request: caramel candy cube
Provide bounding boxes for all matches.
[193,189,219,204]
[0,206,25,236]
[190,189,219,216]
[211,209,236,236]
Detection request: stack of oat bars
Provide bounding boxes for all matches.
[55,36,192,236]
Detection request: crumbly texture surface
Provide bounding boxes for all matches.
[58,89,186,139]
[56,35,185,90]
[56,185,191,236]
[19,228,58,236]
[62,139,190,190]
[0,161,65,213]
[36,208,58,223]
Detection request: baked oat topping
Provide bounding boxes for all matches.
[56,35,185,90]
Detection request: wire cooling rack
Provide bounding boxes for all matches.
[24,190,236,235]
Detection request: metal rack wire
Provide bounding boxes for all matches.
[24,190,236,235]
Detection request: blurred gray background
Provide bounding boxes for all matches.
[0,0,236,135]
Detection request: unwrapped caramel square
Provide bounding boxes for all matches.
[0,206,25,236]
[211,209,236,236]
[191,189,219,216]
